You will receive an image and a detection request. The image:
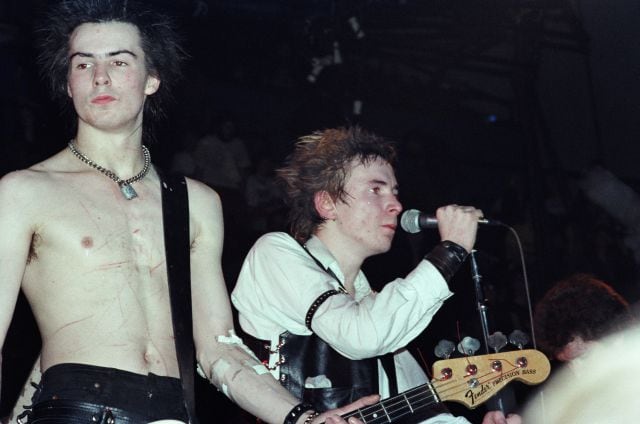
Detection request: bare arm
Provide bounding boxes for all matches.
[0,172,37,404]
[6,355,41,423]
[186,180,372,424]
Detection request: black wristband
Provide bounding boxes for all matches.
[284,403,315,424]
[424,240,469,282]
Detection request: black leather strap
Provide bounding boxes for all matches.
[297,237,348,331]
[160,172,198,424]
[29,399,149,423]
[380,353,398,396]
[305,289,341,330]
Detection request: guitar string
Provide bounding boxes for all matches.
[343,381,478,424]
[342,384,438,422]
[342,364,526,423]
[346,394,438,424]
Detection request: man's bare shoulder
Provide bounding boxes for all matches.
[184,176,219,197]
[0,169,50,204]
[183,177,224,249]
[184,177,222,210]
[0,151,70,204]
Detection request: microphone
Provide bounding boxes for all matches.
[400,209,503,233]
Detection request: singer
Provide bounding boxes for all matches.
[232,126,519,424]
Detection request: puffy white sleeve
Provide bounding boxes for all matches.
[232,232,453,360]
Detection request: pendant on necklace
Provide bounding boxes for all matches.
[119,183,138,200]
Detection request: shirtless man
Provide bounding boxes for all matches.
[0,1,372,423]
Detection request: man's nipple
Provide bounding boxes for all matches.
[81,236,94,249]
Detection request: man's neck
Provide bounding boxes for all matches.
[73,124,147,177]
[314,230,365,293]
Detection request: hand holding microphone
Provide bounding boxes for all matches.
[400,205,501,252]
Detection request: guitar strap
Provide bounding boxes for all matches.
[160,172,198,424]
[380,354,398,396]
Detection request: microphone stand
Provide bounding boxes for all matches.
[470,250,491,354]
[469,250,517,414]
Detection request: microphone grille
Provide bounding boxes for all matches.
[400,209,421,233]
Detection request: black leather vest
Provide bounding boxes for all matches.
[245,331,377,412]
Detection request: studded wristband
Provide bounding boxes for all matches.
[424,240,469,282]
[303,411,321,424]
[284,403,315,424]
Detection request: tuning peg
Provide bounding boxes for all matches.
[509,330,530,349]
[457,336,481,356]
[434,339,456,359]
[488,331,508,352]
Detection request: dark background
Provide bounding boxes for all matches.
[2,0,640,422]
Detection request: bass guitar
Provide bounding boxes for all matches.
[150,349,550,424]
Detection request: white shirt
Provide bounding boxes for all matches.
[231,232,470,424]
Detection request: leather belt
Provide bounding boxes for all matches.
[28,399,148,423]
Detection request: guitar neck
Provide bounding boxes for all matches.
[340,349,550,423]
[342,383,437,424]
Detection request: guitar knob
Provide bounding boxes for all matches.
[439,367,453,380]
[509,330,530,349]
[516,357,528,368]
[457,336,481,356]
[434,339,456,359]
[491,360,502,372]
[488,331,508,352]
[465,364,478,376]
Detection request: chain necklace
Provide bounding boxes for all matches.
[67,140,151,200]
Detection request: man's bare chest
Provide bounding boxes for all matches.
[22,184,172,329]
[24,175,170,286]
[44,200,161,255]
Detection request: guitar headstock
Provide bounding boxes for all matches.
[431,349,550,409]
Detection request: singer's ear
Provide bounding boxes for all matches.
[314,190,337,220]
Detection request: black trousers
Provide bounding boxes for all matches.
[26,363,189,423]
